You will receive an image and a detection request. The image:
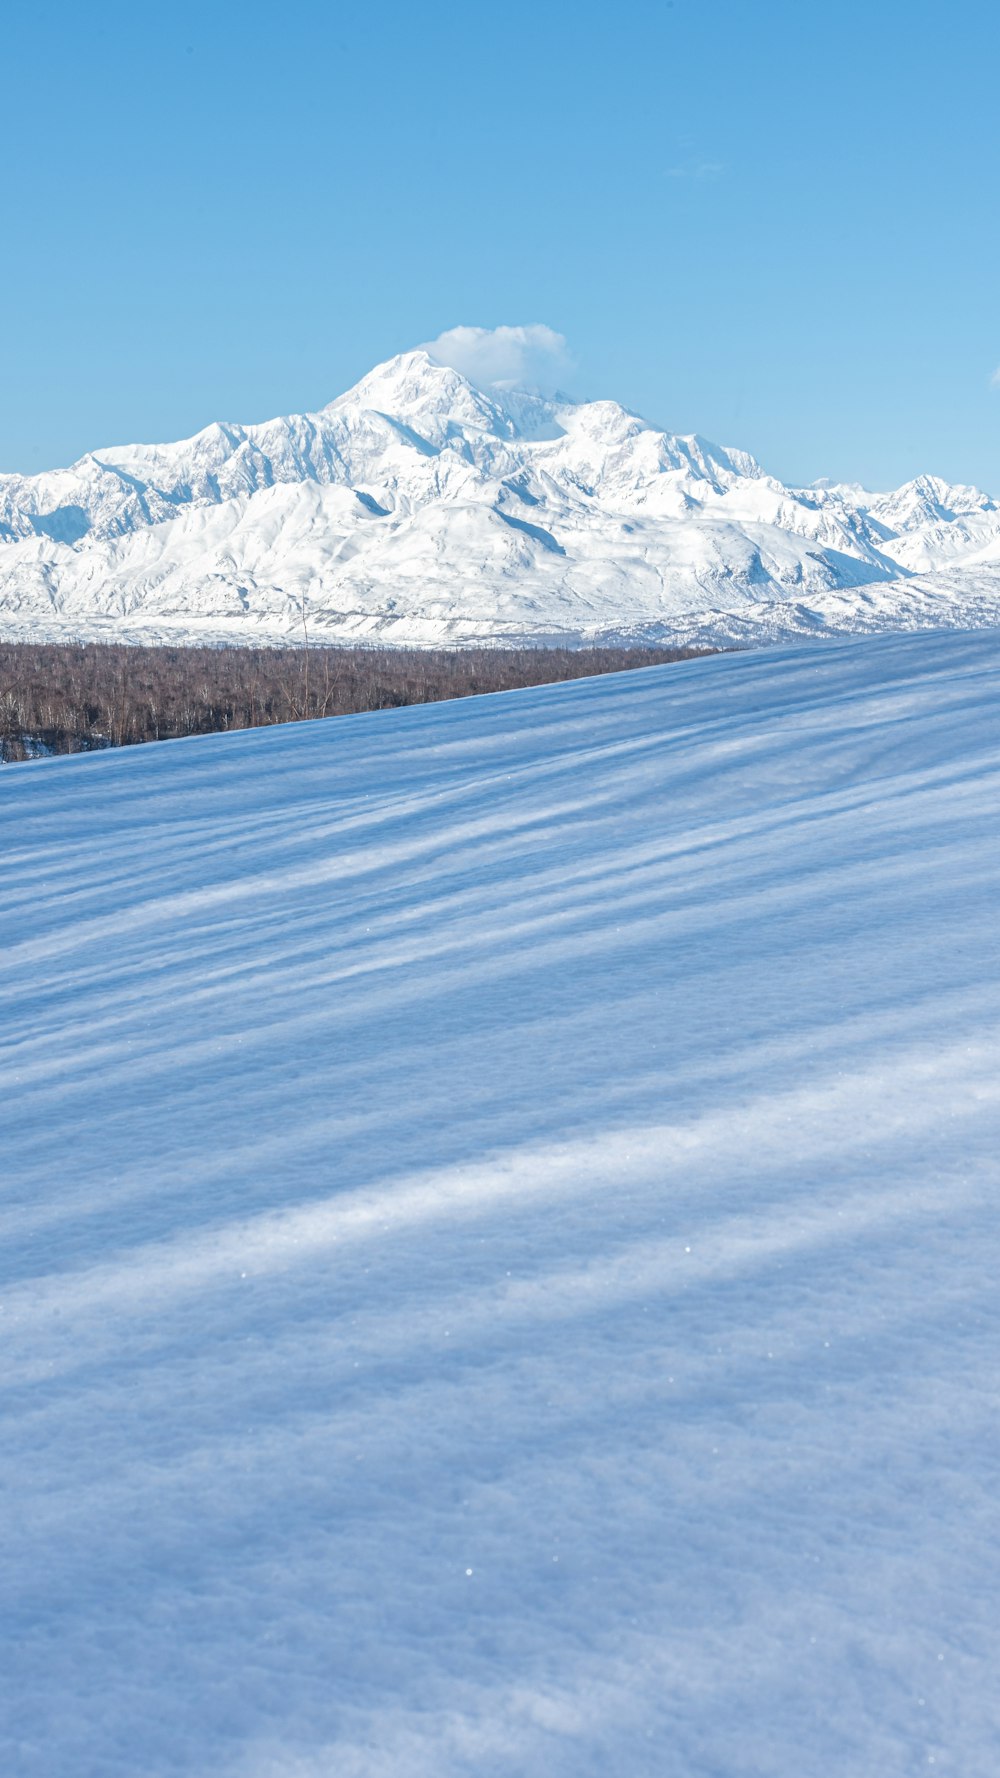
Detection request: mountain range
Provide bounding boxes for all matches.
[3,350,1000,647]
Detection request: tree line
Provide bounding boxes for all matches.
[0,639,712,763]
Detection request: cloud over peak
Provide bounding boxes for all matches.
[420,324,573,391]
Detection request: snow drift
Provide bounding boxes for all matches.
[3,631,1000,1776]
[3,351,1000,646]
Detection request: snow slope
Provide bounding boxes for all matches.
[3,631,1000,1775]
[2,351,1000,645]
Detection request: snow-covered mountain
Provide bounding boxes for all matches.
[3,350,1000,646]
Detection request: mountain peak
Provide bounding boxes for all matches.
[322,348,569,447]
[325,349,480,415]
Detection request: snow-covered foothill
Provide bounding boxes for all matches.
[3,629,1000,1776]
[2,351,1000,646]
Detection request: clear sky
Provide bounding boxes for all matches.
[3,0,999,490]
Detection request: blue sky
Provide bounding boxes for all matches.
[3,0,999,489]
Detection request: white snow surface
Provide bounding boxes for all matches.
[3,629,1000,1776]
[3,350,1000,646]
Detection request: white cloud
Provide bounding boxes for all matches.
[420,324,573,391]
[665,159,724,180]
[990,367,1000,389]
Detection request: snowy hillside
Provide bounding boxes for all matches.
[3,351,1000,645]
[4,631,1000,1777]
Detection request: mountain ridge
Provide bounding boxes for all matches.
[3,350,999,647]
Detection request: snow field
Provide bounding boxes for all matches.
[2,629,1000,1775]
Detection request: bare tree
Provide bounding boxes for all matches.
[0,639,716,763]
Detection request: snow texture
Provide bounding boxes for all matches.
[3,350,1000,647]
[3,629,1000,1776]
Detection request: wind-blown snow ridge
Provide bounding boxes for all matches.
[3,349,1000,645]
[4,629,1000,1775]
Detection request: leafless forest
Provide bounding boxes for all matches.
[0,641,712,763]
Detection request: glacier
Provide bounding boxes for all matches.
[3,630,1000,1775]
[3,350,1000,646]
